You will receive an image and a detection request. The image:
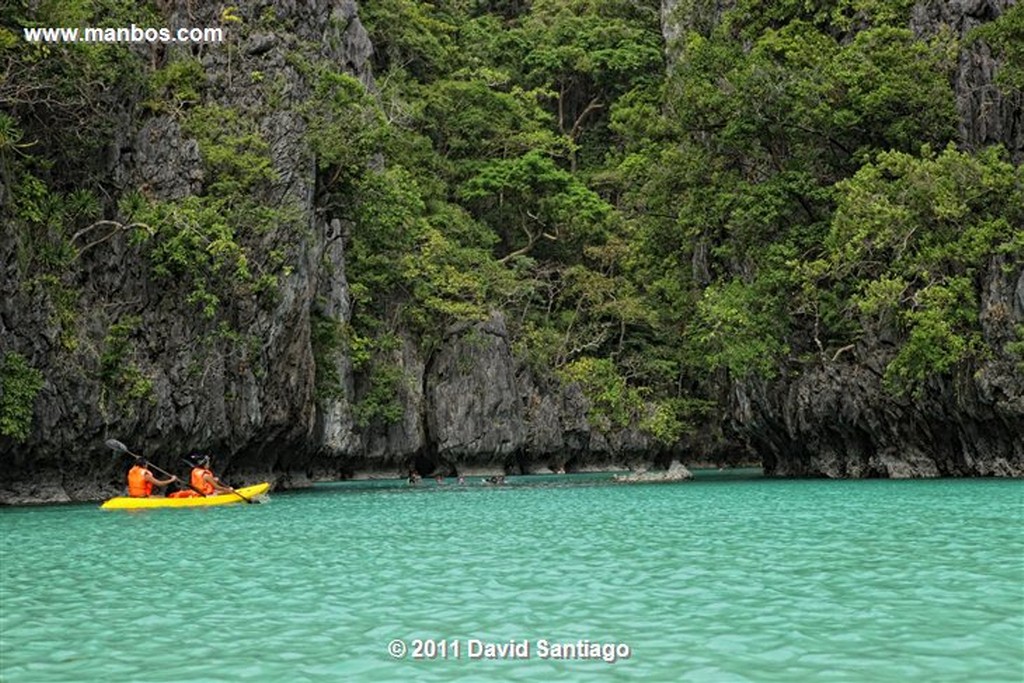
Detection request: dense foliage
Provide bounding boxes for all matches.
[0,353,43,441]
[355,0,1021,430]
[2,0,1020,443]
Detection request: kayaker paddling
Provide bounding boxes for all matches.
[127,459,177,498]
[105,439,262,507]
[188,454,237,496]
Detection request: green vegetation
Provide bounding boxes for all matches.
[0,353,44,442]
[132,101,300,318]
[311,313,346,402]
[819,145,1021,394]
[350,0,687,434]
[2,0,1019,446]
[1008,325,1024,370]
[971,2,1024,94]
[352,363,406,428]
[99,317,154,406]
[144,56,205,112]
[559,356,644,430]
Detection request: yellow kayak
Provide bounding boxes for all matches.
[100,483,270,510]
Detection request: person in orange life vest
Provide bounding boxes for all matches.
[127,460,177,498]
[188,454,235,496]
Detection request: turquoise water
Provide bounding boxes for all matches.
[1,470,1022,682]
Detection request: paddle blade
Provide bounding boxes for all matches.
[105,439,128,453]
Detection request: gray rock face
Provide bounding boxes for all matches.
[659,0,1024,478]
[362,335,428,464]
[311,216,360,468]
[661,0,734,48]
[0,1,673,504]
[326,0,376,90]
[124,117,204,199]
[729,350,1024,478]
[910,0,1023,161]
[516,366,665,473]
[614,460,694,483]
[425,314,527,464]
[523,380,593,461]
[723,256,1024,478]
[0,0,375,503]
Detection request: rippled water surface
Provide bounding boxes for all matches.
[2,470,1022,682]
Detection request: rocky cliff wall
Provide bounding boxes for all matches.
[1,0,373,502]
[911,0,1023,162]
[661,0,1024,477]
[740,0,1024,477]
[0,1,652,504]
[738,253,1024,478]
[3,1,1018,504]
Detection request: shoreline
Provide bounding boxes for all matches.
[0,460,737,506]
[7,460,1022,507]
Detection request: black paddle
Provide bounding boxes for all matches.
[106,439,253,504]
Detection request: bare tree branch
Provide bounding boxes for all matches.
[70,220,154,261]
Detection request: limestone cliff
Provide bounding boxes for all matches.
[911,0,1023,161]
[661,0,1024,477]
[2,0,1020,505]
[0,0,649,503]
[1,1,373,502]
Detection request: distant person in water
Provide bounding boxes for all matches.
[407,469,421,486]
[127,460,177,498]
[484,475,506,486]
[435,474,445,485]
[188,454,235,496]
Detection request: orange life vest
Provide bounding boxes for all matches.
[191,467,215,495]
[127,465,152,497]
